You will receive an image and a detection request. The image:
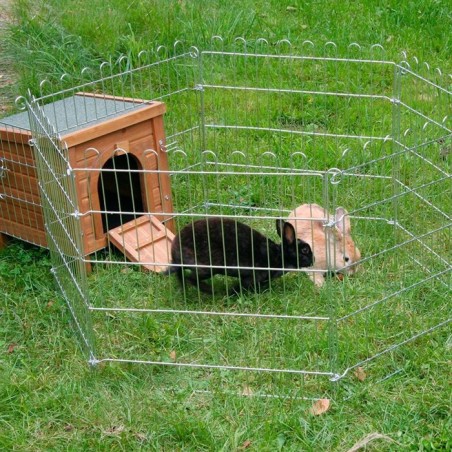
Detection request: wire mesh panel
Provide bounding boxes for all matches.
[26,98,94,359]
[19,39,451,398]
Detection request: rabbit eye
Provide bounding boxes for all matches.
[302,247,309,255]
[344,256,350,262]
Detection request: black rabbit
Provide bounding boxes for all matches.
[165,217,313,293]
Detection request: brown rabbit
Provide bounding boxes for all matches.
[287,203,361,287]
[166,217,313,293]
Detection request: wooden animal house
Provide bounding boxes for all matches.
[0,93,175,272]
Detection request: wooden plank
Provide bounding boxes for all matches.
[1,171,41,197]
[70,134,117,165]
[108,215,174,273]
[0,145,36,165]
[0,196,44,220]
[70,121,156,165]
[76,92,149,104]
[115,140,129,152]
[1,185,42,205]
[0,216,45,233]
[0,128,32,144]
[81,228,107,256]
[78,196,94,215]
[129,134,155,154]
[0,218,47,247]
[63,102,166,148]
[71,149,99,166]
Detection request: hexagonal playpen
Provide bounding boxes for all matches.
[1,39,450,398]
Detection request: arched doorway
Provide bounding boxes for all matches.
[98,153,144,233]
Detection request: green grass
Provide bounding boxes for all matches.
[3,0,451,99]
[1,242,451,450]
[1,0,451,450]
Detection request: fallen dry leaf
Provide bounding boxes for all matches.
[169,350,177,361]
[354,367,367,382]
[103,425,125,436]
[7,343,17,354]
[239,439,252,449]
[309,398,330,415]
[63,424,74,432]
[46,300,55,308]
[135,432,147,441]
[241,385,254,396]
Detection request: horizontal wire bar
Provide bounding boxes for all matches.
[191,389,322,402]
[346,222,451,270]
[335,318,451,381]
[205,124,388,141]
[74,210,317,222]
[90,357,338,378]
[167,125,201,140]
[75,168,323,177]
[408,256,450,289]
[0,193,42,207]
[338,268,450,322]
[202,50,396,66]
[0,157,37,169]
[341,175,451,221]
[85,257,320,273]
[89,306,330,321]
[395,140,451,178]
[396,222,451,269]
[396,64,452,95]
[340,146,407,176]
[151,86,192,102]
[396,178,451,221]
[200,161,324,175]
[201,83,391,101]
[203,202,291,213]
[74,166,324,176]
[398,100,451,133]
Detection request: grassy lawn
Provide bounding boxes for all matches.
[1,242,450,449]
[1,0,451,450]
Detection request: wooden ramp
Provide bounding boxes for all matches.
[108,215,174,272]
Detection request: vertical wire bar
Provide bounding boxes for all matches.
[391,63,403,266]
[322,170,339,392]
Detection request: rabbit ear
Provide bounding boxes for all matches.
[335,207,351,234]
[282,222,296,245]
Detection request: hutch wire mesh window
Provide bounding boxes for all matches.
[0,38,450,398]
